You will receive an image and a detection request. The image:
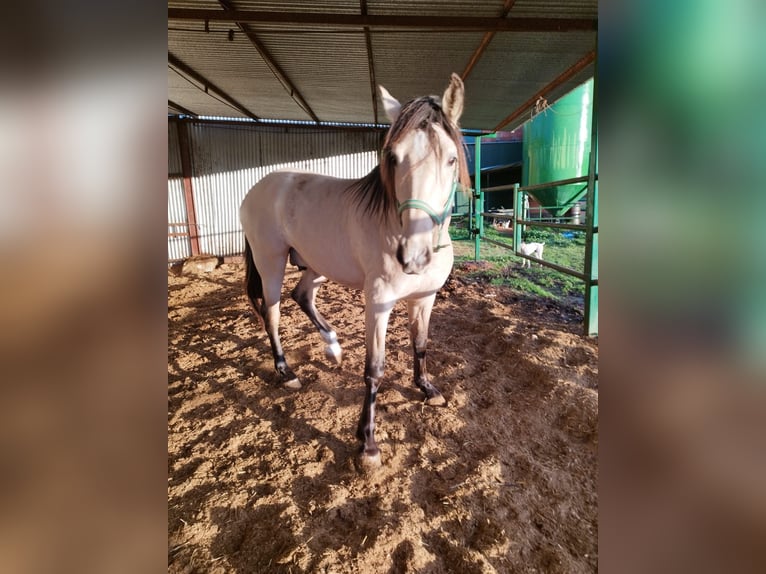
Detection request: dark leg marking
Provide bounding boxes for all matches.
[262,302,300,389]
[356,360,384,464]
[243,242,299,389]
[413,346,445,405]
[290,267,342,364]
[407,297,446,406]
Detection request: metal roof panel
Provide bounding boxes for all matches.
[167,1,597,129]
[169,25,312,120]
[252,31,374,123]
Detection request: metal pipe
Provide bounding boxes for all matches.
[167,115,387,132]
[519,175,593,192]
[482,175,596,194]
[168,10,598,32]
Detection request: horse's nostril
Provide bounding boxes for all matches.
[396,243,405,266]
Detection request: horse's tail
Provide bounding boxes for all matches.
[243,237,264,309]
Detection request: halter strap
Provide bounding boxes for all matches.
[396,180,458,251]
[396,195,453,226]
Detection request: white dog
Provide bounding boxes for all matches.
[519,242,545,268]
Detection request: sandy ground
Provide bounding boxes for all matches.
[168,260,598,573]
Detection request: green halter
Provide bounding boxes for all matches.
[396,180,458,252]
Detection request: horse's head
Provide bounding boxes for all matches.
[379,74,469,275]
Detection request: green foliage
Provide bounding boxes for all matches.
[520,226,549,243]
[449,220,471,242]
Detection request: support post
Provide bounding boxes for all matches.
[473,135,483,261]
[177,120,200,257]
[583,58,599,337]
[513,184,522,252]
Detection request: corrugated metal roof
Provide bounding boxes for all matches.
[169,26,311,120]
[253,31,374,123]
[373,32,487,103]
[168,0,597,130]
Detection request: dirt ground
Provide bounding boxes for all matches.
[168,259,598,573]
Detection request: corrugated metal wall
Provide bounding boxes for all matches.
[167,121,381,261]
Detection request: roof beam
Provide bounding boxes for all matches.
[217,0,320,124]
[493,50,596,132]
[168,99,198,117]
[168,53,261,121]
[168,9,597,32]
[462,0,516,81]
[360,0,378,125]
[168,115,387,133]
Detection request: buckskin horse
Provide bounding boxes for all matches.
[240,74,469,466]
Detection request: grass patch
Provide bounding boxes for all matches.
[449,220,587,308]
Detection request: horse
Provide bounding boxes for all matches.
[239,74,470,467]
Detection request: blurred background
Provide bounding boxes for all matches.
[600,0,766,572]
[0,1,167,572]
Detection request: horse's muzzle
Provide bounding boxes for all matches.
[397,241,431,274]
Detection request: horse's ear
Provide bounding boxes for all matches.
[442,73,464,125]
[379,85,401,124]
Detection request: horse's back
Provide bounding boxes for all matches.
[240,170,367,287]
[242,170,340,233]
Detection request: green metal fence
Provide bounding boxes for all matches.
[468,121,598,336]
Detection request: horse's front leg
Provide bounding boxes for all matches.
[356,300,394,467]
[407,295,446,406]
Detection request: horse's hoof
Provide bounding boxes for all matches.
[283,377,302,390]
[324,342,342,365]
[418,380,446,406]
[425,393,446,406]
[358,450,382,470]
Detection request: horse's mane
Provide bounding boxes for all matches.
[346,95,470,221]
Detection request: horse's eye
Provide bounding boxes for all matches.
[448,156,457,166]
[419,120,428,129]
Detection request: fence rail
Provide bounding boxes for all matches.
[470,127,598,336]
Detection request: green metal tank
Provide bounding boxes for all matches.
[522,78,593,217]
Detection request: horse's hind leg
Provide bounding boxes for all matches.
[244,241,300,389]
[289,251,342,364]
[407,295,446,406]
